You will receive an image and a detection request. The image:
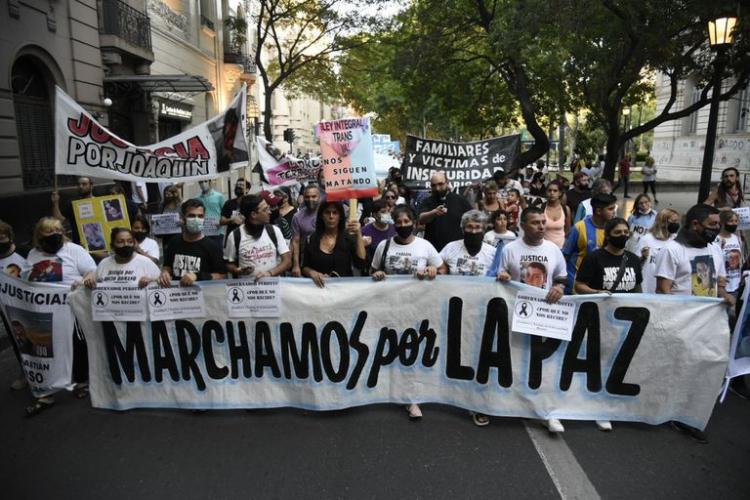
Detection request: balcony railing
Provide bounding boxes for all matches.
[100,0,152,51]
[239,55,257,75]
[200,15,215,31]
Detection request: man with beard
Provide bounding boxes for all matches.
[655,203,732,444]
[291,184,321,276]
[220,178,249,244]
[566,172,591,216]
[703,167,745,209]
[418,171,472,251]
[51,176,95,245]
[224,194,291,280]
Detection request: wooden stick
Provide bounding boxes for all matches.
[349,198,358,222]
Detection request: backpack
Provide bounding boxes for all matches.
[231,224,278,264]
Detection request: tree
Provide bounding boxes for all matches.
[251,0,378,140]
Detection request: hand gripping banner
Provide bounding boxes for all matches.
[55,85,250,182]
[69,276,729,429]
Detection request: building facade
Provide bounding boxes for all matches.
[652,73,750,185]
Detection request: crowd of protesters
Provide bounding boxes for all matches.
[0,162,748,444]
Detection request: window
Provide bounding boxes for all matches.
[686,85,702,134]
[737,86,749,133]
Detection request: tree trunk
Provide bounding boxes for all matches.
[263,89,274,141]
[603,134,622,181]
[507,61,549,172]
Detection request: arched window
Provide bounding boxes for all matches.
[11,56,55,189]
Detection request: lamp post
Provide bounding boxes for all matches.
[621,107,631,159]
[698,16,738,203]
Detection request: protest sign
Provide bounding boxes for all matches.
[256,136,321,186]
[147,286,206,321]
[226,278,281,318]
[0,274,74,397]
[72,194,130,253]
[55,85,250,182]
[733,207,750,230]
[70,277,728,429]
[511,292,576,341]
[150,213,181,236]
[401,135,520,190]
[91,285,147,322]
[316,117,379,201]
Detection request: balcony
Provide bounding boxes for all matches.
[224,51,257,83]
[99,0,154,64]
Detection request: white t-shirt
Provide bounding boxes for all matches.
[138,237,160,261]
[440,240,495,276]
[715,234,743,292]
[499,238,567,290]
[95,254,161,285]
[654,240,726,297]
[0,252,26,277]
[634,233,673,294]
[483,230,517,248]
[25,242,96,286]
[224,225,289,278]
[371,237,443,275]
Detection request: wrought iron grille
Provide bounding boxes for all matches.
[100,0,152,51]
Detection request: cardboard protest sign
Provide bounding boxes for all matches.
[55,85,250,182]
[401,135,520,190]
[72,194,130,253]
[71,276,728,430]
[0,274,75,397]
[316,117,379,201]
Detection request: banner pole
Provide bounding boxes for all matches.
[349,198,358,222]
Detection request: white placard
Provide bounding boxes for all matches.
[511,292,576,341]
[77,201,95,219]
[226,278,281,318]
[151,213,181,236]
[733,207,750,230]
[147,286,206,321]
[91,285,147,321]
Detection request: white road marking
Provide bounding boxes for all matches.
[524,420,601,500]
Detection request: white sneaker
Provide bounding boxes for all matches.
[595,420,613,431]
[546,418,564,433]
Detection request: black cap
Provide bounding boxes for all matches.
[591,193,617,208]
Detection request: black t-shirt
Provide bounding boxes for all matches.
[418,192,472,252]
[302,232,363,276]
[576,248,642,292]
[163,236,226,279]
[565,187,591,216]
[221,198,242,242]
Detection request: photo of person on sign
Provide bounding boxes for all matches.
[210,106,249,172]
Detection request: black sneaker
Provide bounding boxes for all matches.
[670,421,708,444]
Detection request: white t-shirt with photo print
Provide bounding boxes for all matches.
[715,233,743,293]
[499,238,567,290]
[440,240,495,276]
[371,237,443,275]
[224,225,289,279]
[654,240,726,297]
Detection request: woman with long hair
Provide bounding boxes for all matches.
[543,180,571,248]
[301,201,366,287]
[478,181,501,218]
[634,208,680,294]
[626,194,657,252]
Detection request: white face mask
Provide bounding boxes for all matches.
[378,213,394,225]
[185,217,204,234]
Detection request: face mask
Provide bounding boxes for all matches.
[234,188,245,197]
[463,232,484,254]
[41,233,64,254]
[725,224,738,234]
[395,225,413,239]
[701,227,719,244]
[199,182,210,193]
[132,231,147,242]
[304,199,319,211]
[639,208,650,215]
[378,213,393,225]
[185,217,204,234]
[667,222,680,234]
[114,245,135,258]
[0,241,11,255]
[609,235,628,250]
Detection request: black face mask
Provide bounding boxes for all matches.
[395,225,413,239]
[464,232,484,255]
[667,222,680,234]
[701,227,720,245]
[132,231,147,243]
[725,224,738,234]
[40,234,63,254]
[609,235,629,250]
[234,188,245,197]
[0,241,11,255]
[114,245,135,259]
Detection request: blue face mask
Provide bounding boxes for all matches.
[185,217,204,234]
[378,213,393,225]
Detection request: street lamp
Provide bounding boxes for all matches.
[698,15,738,202]
[621,107,631,159]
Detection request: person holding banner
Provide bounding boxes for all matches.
[715,209,744,320]
[301,201,366,287]
[418,172,472,252]
[440,210,496,278]
[24,217,96,415]
[0,220,28,390]
[634,208,681,294]
[159,200,226,287]
[82,228,160,288]
[224,194,291,280]
[131,216,159,263]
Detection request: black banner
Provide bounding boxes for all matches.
[400,135,520,190]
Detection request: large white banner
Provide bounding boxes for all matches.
[69,277,729,429]
[55,86,250,182]
[0,274,75,397]
[727,276,750,379]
